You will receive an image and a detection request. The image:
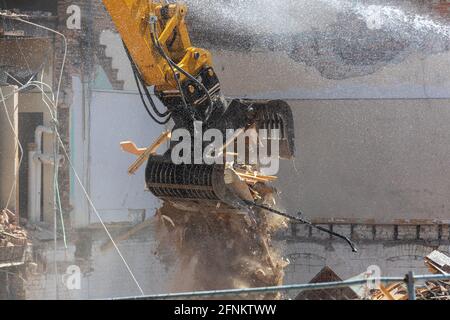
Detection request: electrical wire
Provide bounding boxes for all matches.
[0,80,57,122]
[54,158,67,249]
[3,16,65,266]
[2,74,146,296]
[0,86,24,211]
[1,0,32,75]
[0,78,57,116]
[3,73,68,252]
[6,77,146,292]
[1,72,60,225]
[10,19,67,287]
[7,74,145,293]
[11,16,67,108]
[5,73,57,119]
[4,60,67,252]
[55,129,145,296]
[3,15,145,295]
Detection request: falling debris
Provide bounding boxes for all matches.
[153,184,289,299]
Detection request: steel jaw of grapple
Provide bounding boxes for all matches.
[145,99,296,213]
[217,99,296,160]
[145,157,254,214]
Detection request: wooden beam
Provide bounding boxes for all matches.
[125,130,171,175]
[120,141,146,156]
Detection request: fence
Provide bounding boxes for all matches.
[112,272,450,300]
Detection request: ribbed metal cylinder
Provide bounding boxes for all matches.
[145,160,220,200]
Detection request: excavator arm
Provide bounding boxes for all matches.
[102,0,210,89]
[102,0,296,214]
[100,1,358,266]
[103,0,220,115]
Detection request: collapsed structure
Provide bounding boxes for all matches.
[0,209,28,267]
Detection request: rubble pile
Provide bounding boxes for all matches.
[369,279,450,300]
[415,281,450,300]
[369,250,450,300]
[0,209,28,265]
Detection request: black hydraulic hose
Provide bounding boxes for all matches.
[149,22,214,121]
[123,41,171,121]
[243,200,358,253]
[134,65,171,118]
[149,28,193,119]
[167,56,215,121]
[132,66,172,125]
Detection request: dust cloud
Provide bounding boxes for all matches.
[153,197,289,299]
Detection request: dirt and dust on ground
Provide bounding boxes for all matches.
[152,185,289,300]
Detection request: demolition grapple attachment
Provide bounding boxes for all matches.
[144,99,296,213]
[145,158,251,214]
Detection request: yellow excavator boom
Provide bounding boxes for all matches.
[102,0,212,91]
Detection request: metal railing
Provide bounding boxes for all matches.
[111,272,450,300]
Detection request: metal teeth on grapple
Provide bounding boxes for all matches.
[222,99,296,159]
[252,100,295,159]
[259,107,285,139]
[145,159,220,201]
